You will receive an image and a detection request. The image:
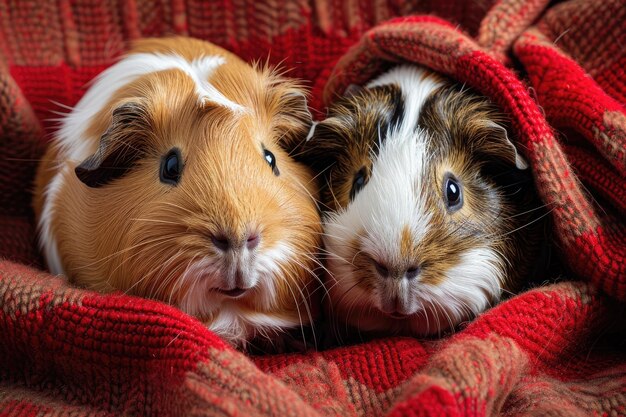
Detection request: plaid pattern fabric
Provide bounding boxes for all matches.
[1,1,625,416]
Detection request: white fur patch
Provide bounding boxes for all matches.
[254,242,294,308]
[208,308,247,342]
[323,126,433,330]
[412,248,503,332]
[324,124,433,264]
[306,121,318,141]
[177,254,307,346]
[324,65,442,296]
[58,52,243,162]
[175,240,299,343]
[208,307,300,346]
[367,65,442,141]
[176,257,224,318]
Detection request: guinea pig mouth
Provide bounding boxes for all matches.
[388,312,409,320]
[216,288,248,298]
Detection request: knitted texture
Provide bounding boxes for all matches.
[1,0,625,416]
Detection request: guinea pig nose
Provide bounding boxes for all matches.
[405,266,421,280]
[210,234,231,251]
[210,231,260,252]
[373,260,390,277]
[245,233,260,250]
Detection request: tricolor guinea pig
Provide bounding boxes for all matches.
[33,37,322,348]
[299,65,546,339]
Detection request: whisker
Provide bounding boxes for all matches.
[129,218,183,225]
[73,234,177,271]
[278,269,310,350]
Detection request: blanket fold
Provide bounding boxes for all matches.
[1,259,624,416]
[1,0,625,416]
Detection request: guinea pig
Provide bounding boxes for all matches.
[33,37,323,349]
[298,65,547,339]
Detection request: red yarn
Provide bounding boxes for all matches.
[1,1,625,416]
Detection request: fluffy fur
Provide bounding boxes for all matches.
[33,37,322,349]
[299,65,545,339]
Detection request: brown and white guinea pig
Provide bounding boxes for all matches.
[33,37,323,348]
[298,65,546,339]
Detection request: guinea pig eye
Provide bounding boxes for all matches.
[263,148,280,176]
[160,148,183,185]
[443,174,463,212]
[350,167,368,201]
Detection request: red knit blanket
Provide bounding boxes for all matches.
[1,1,625,416]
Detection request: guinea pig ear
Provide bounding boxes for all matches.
[481,121,529,170]
[270,82,313,153]
[344,84,365,98]
[75,102,150,188]
[291,116,344,173]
